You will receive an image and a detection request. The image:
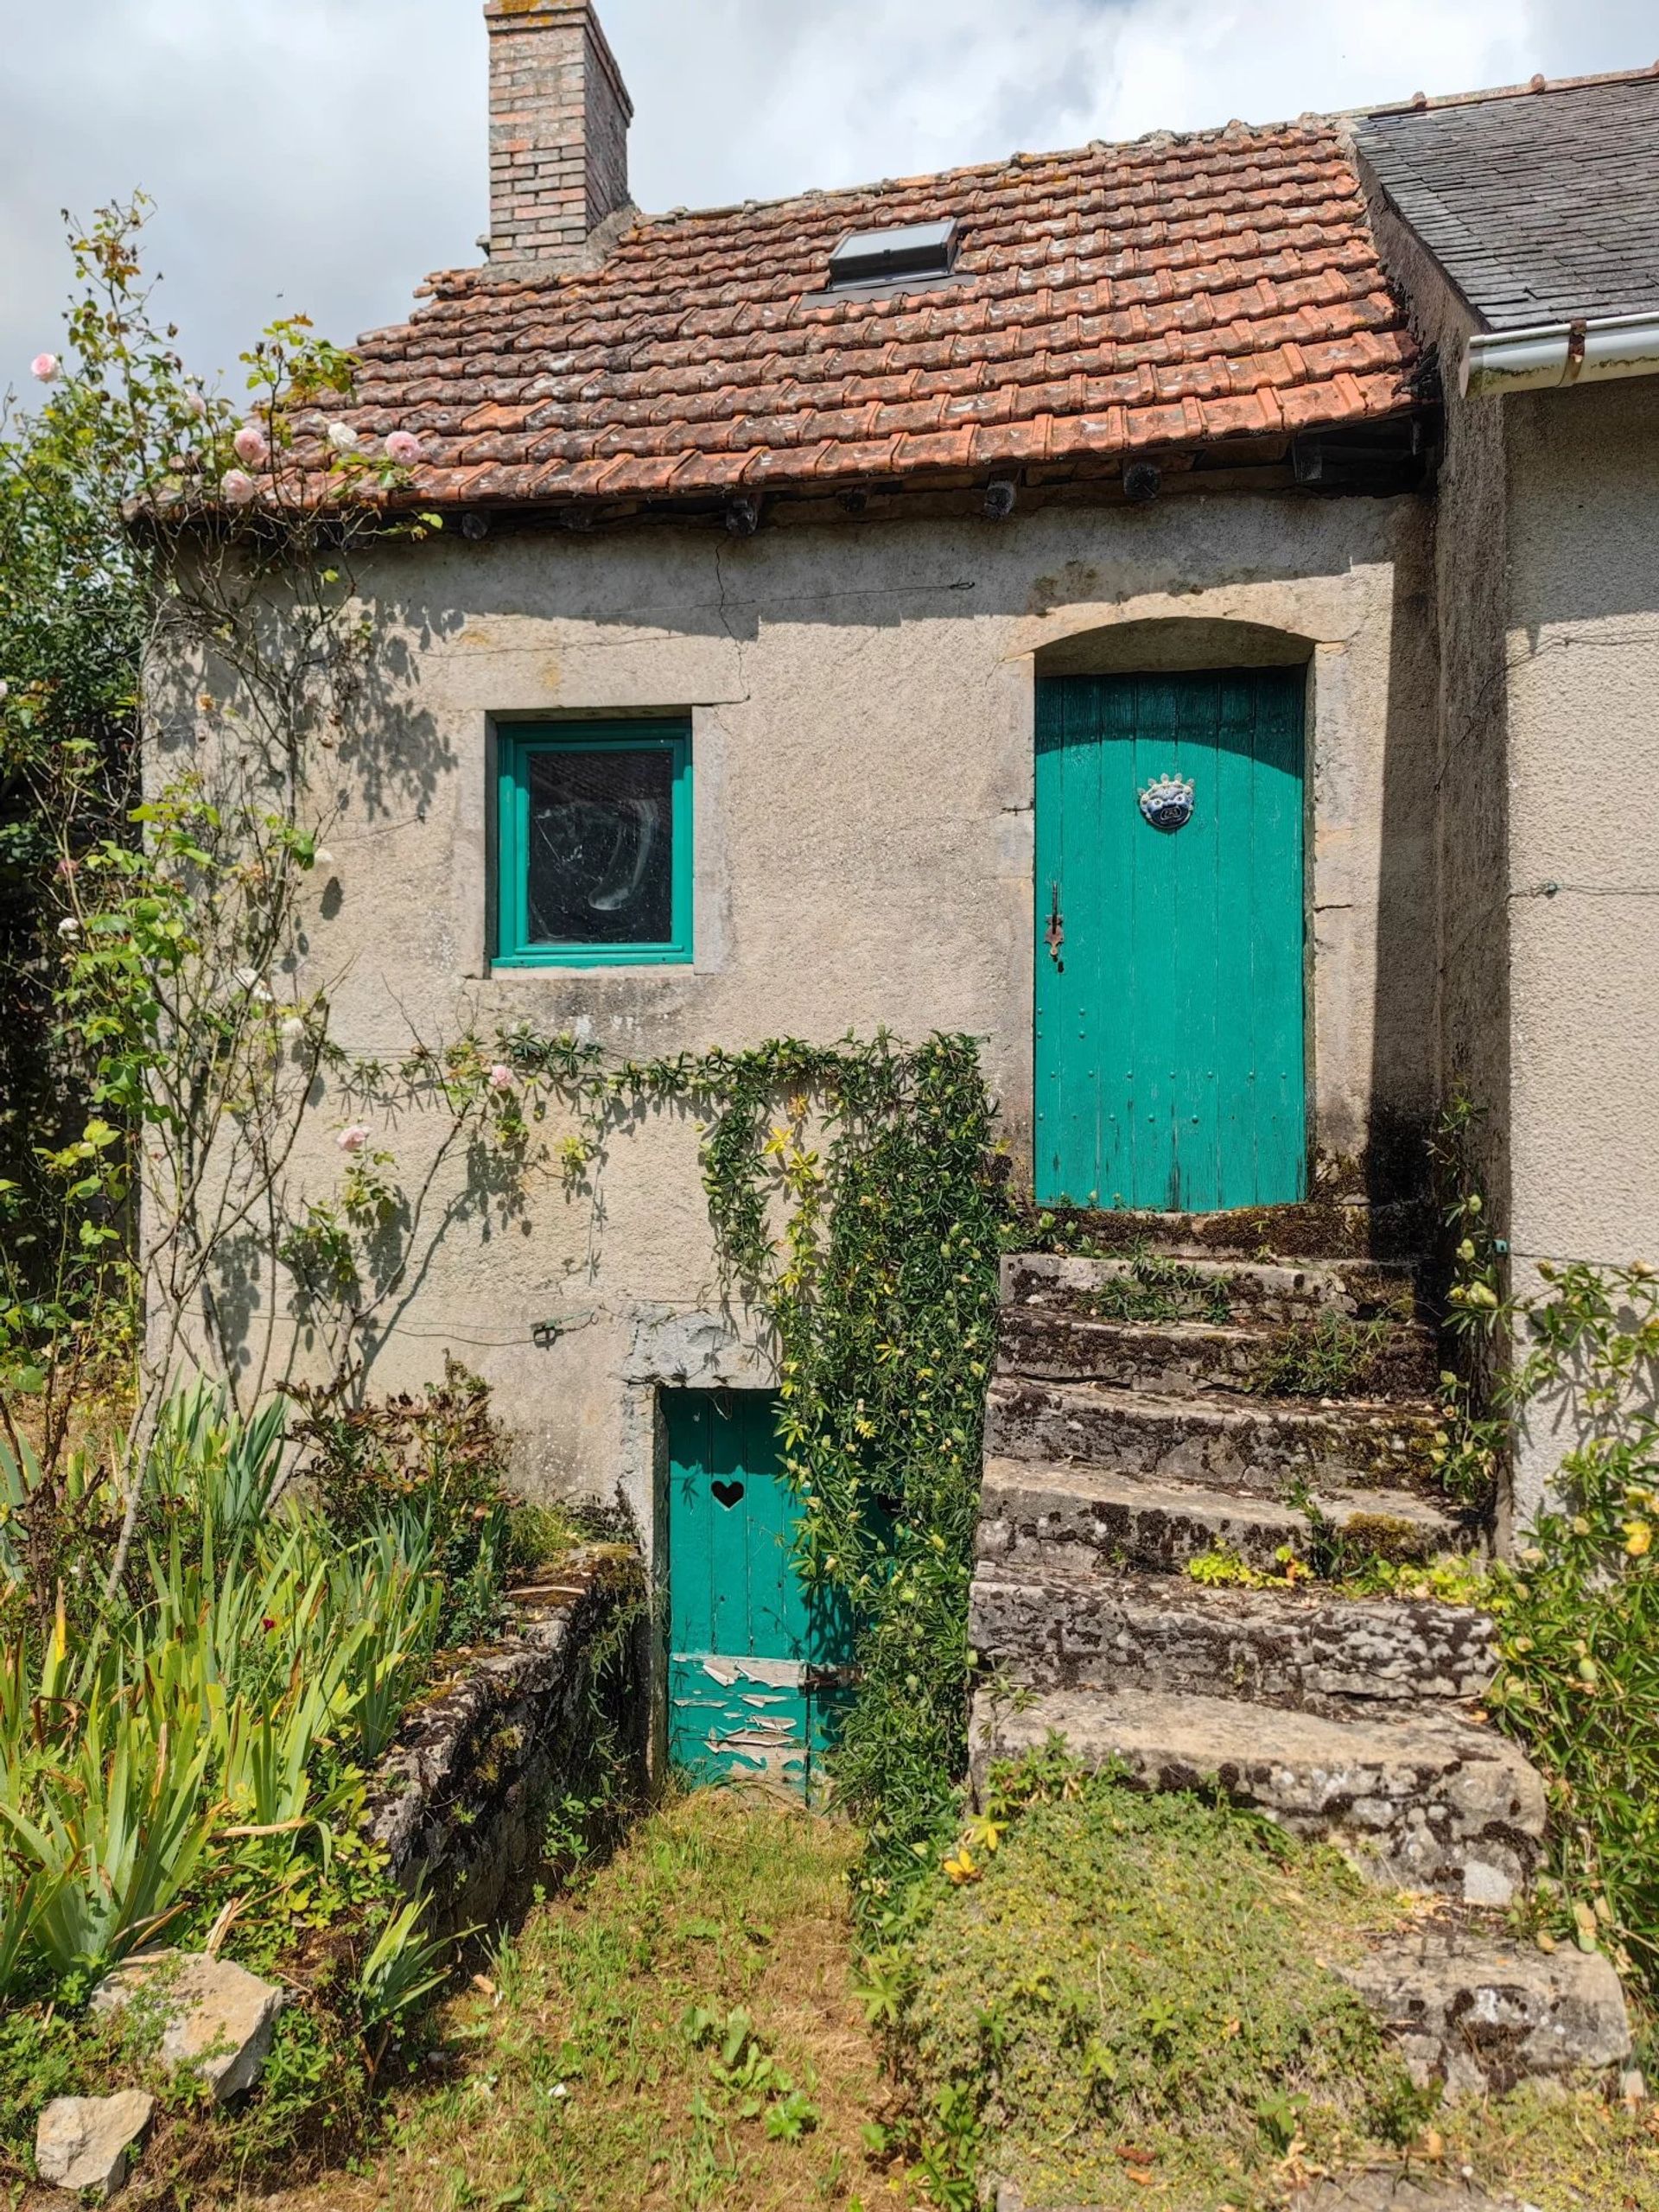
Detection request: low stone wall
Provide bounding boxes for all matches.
[364,1543,646,1928]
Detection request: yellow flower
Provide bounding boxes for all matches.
[1624,1521,1652,1558]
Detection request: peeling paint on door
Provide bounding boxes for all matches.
[664,1389,855,1794]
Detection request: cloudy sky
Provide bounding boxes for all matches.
[2,0,1654,399]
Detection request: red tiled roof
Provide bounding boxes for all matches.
[323,117,1421,508]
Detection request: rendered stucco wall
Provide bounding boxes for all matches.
[187,489,1435,1527]
[1501,379,1659,1522]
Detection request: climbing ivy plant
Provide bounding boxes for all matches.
[509,1027,1005,1920]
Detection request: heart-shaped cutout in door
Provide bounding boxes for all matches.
[711,1478,745,1509]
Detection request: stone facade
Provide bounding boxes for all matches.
[171,486,1438,1541]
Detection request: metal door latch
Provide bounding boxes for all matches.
[1046,880,1065,964]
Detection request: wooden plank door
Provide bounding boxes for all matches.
[1033,668,1306,1212]
[664,1389,855,1794]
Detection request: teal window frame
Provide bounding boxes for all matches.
[494,719,693,969]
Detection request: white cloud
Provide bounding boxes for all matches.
[0,0,1650,399]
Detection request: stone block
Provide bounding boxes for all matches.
[1339,1927,1631,2097]
[971,1685,1544,1899]
[984,1376,1437,1495]
[976,1458,1465,1578]
[968,1567,1497,1707]
[92,1953,282,2103]
[35,2090,155,2198]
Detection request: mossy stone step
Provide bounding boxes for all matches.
[969,1683,1543,1904]
[998,1304,1439,1399]
[987,1376,1440,1495]
[968,1562,1497,1708]
[1013,1197,1433,1264]
[1005,1249,1420,1327]
[1338,1925,1630,2099]
[977,1457,1476,1578]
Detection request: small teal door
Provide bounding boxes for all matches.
[664,1390,855,1794]
[1034,668,1306,1212]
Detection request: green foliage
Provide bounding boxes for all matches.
[295,1791,879,2212]
[509,1027,1005,1927]
[357,1894,453,2058]
[0,202,488,1523]
[1483,1262,1659,1999]
[875,1744,1414,2209]
[289,1357,554,1645]
[1079,1246,1235,1325]
[0,1387,445,2000]
[1249,1310,1392,1398]
[1184,1541,1492,1605]
[1433,1098,1659,2006]
[0,203,170,1300]
[681,2001,820,2135]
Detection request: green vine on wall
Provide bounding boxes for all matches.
[505,1026,1005,1923]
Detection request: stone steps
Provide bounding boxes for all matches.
[967,1236,1632,2100]
[987,1376,1440,1494]
[969,1562,1497,1709]
[969,1684,1543,1904]
[1005,1249,1420,1327]
[999,1304,1440,1397]
[978,1457,1476,1578]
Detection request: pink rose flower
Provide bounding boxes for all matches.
[220,468,256,505]
[385,430,423,466]
[327,422,359,454]
[185,390,208,418]
[233,421,270,465]
[488,1063,514,1091]
[336,1123,372,1154]
[30,353,60,384]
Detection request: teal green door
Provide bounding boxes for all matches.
[1033,669,1306,1212]
[664,1390,855,1794]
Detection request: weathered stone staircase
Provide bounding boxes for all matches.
[969,1215,1633,2098]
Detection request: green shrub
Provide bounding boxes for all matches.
[877,1747,1412,2209]
[1433,1100,1659,2008]
[290,1356,557,1644]
[0,1392,444,2003]
[1480,1262,1659,2000]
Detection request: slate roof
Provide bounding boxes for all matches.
[315,118,1419,510]
[1356,72,1659,330]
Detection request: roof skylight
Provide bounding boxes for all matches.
[826,218,959,291]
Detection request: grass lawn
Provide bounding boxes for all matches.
[259,1787,910,2212]
[249,1778,1659,2212]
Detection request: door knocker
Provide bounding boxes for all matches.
[1139,773,1194,831]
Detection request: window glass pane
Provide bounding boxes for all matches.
[524,744,676,946]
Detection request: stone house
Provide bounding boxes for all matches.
[1353,74,1659,1525]
[207,8,1658,1612]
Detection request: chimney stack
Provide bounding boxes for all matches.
[484,2,633,270]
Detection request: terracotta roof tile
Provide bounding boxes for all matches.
[305,116,1420,505]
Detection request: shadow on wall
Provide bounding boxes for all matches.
[1369,504,1442,1210]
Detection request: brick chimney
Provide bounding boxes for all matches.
[484,1,633,270]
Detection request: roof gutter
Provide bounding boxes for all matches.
[1461,310,1659,398]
